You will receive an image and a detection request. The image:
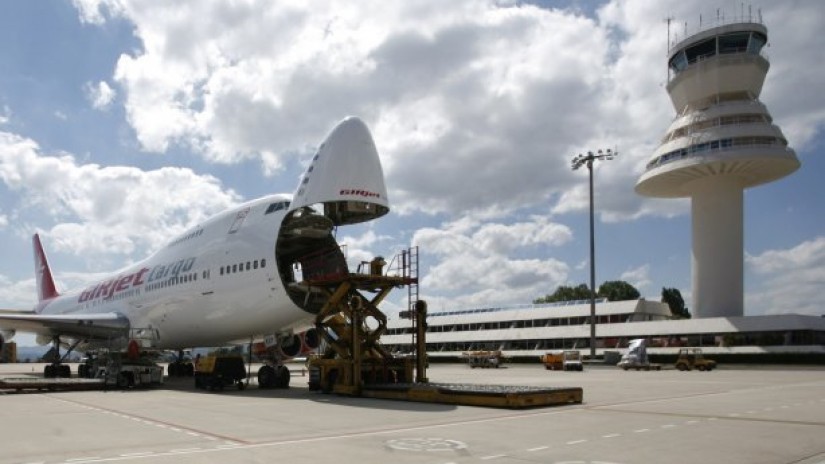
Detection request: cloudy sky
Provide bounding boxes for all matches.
[1,1,823,345]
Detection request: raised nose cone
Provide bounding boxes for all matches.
[289,116,390,226]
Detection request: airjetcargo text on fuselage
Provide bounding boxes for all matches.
[78,257,197,303]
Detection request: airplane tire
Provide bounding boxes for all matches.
[184,363,194,377]
[59,365,71,378]
[257,365,276,389]
[44,365,55,378]
[276,365,291,389]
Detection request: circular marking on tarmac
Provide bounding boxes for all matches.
[385,438,468,452]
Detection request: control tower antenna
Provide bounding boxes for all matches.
[636,14,799,318]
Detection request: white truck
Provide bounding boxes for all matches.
[617,339,661,371]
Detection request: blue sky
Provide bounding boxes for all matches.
[1,0,823,346]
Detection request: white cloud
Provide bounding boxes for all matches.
[0,131,241,264]
[0,274,35,308]
[85,81,117,110]
[412,216,570,307]
[620,264,651,291]
[71,0,124,25]
[745,236,825,316]
[69,0,825,224]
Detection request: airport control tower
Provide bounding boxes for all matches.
[636,16,799,318]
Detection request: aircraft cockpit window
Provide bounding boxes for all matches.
[265,201,290,215]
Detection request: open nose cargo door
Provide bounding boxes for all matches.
[276,117,390,315]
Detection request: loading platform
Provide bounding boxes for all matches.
[361,383,582,409]
[305,247,583,409]
[0,376,105,392]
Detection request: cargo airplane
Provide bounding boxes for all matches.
[0,116,390,388]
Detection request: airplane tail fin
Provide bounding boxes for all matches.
[289,116,390,226]
[33,234,60,305]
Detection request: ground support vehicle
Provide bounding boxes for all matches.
[80,350,164,388]
[541,350,583,371]
[305,248,583,408]
[195,355,247,390]
[617,339,662,371]
[464,351,502,368]
[674,348,716,371]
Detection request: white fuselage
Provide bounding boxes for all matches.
[38,194,310,349]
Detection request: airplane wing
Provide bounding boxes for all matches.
[0,311,130,339]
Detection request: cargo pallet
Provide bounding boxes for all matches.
[361,383,583,409]
[0,377,104,392]
[306,247,583,409]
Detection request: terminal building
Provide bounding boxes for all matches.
[382,300,825,360]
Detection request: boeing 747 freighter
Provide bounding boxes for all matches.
[0,116,390,387]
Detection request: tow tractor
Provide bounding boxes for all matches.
[194,354,247,390]
[305,247,583,409]
[674,348,716,371]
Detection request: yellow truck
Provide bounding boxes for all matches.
[540,350,583,371]
[194,355,247,391]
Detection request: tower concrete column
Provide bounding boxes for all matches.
[690,177,743,317]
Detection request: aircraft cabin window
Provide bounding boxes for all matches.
[253,260,258,269]
[220,266,224,275]
[261,259,266,268]
[246,262,251,271]
[238,262,244,272]
[232,264,237,273]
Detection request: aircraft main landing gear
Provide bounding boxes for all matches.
[257,364,290,389]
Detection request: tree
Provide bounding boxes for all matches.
[533,284,592,304]
[597,281,640,302]
[661,287,691,319]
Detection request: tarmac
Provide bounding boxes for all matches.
[1,362,824,464]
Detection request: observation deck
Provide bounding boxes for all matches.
[636,20,799,198]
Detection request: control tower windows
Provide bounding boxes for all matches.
[748,33,767,54]
[719,33,750,54]
[685,37,716,63]
[669,31,769,76]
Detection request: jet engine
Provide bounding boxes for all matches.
[277,328,320,358]
[254,329,321,360]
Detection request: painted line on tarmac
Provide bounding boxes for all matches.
[45,395,248,445]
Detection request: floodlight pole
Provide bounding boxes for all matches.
[571,149,617,361]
